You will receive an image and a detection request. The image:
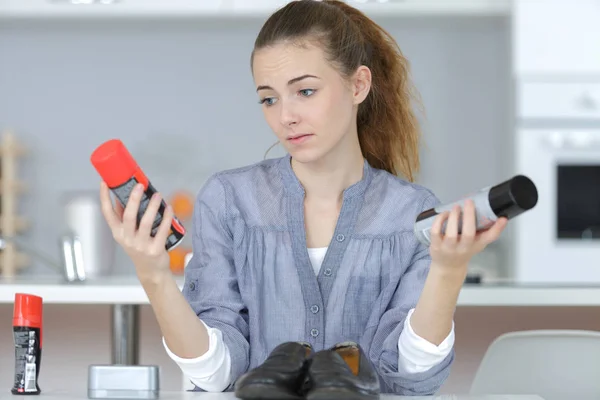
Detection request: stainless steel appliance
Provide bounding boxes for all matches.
[61,191,116,280]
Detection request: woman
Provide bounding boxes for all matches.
[99,0,506,397]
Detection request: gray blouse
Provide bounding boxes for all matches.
[182,154,454,395]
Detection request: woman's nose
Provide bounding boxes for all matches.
[279,102,299,127]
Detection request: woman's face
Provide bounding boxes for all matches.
[252,41,370,165]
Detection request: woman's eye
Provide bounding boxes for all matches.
[259,97,277,106]
[299,89,315,97]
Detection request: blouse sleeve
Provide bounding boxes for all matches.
[181,174,250,392]
[364,192,454,395]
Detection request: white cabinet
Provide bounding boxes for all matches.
[0,0,222,18]
[517,81,600,120]
[230,0,510,17]
[0,0,511,18]
[229,0,288,15]
[351,0,510,17]
[514,0,600,76]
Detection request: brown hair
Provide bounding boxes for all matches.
[251,0,422,182]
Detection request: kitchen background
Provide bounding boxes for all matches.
[1,0,599,395]
[0,11,513,280]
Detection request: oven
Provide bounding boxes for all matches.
[514,81,600,283]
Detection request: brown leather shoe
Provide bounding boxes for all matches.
[305,341,380,400]
[234,341,313,400]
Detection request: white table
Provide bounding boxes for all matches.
[6,276,600,306]
[0,391,545,400]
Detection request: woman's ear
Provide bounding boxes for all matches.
[352,65,372,105]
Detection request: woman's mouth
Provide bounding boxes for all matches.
[287,134,314,144]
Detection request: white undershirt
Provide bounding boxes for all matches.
[163,246,455,392]
[307,247,328,275]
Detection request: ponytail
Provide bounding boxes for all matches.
[253,0,422,181]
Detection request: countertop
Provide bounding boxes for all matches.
[0,391,545,400]
[3,275,600,306]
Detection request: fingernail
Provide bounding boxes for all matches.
[136,183,144,192]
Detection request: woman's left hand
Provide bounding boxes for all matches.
[428,199,507,273]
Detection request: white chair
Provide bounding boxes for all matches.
[470,329,600,400]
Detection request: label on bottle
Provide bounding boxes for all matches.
[12,327,41,394]
[111,177,185,250]
[414,186,497,246]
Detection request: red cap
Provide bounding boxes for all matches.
[13,293,43,328]
[90,139,140,188]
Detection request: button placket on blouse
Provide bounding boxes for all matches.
[286,189,326,349]
[317,196,357,309]
[306,296,325,348]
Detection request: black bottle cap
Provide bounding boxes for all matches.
[489,175,538,219]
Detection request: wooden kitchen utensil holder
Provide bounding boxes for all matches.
[0,129,29,278]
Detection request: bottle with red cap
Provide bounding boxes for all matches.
[90,138,186,251]
[12,293,43,395]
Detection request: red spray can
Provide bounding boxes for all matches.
[12,293,43,395]
[90,139,186,251]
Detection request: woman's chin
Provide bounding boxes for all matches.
[287,148,325,164]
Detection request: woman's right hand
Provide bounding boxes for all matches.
[99,180,175,284]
